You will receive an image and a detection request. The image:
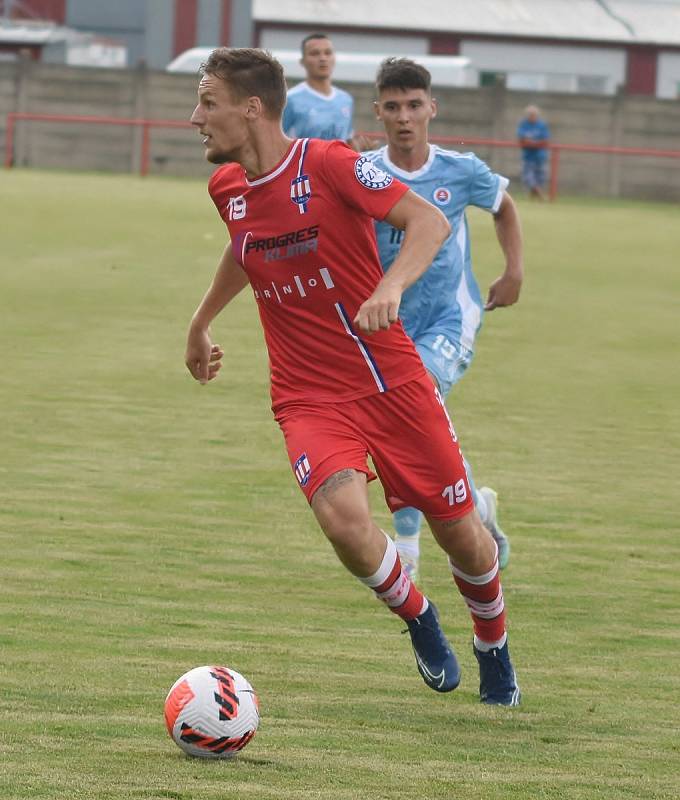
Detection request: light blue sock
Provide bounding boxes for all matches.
[474,487,488,523]
[463,457,488,522]
[393,507,422,539]
[463,456,478,501]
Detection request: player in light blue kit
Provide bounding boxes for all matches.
[282,33,354,142]
[366,58,524,581]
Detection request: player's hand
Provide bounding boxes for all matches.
[485,273,522,311]
[185,326,224,384]
[347,134,381,152]
[354,284,401,334]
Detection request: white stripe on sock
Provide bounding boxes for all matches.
[359,531,397,589]
[376,571,411,608]
[449,541,499,584]
[464,590,505,619]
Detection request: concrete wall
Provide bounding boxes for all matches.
[1,59,679,201]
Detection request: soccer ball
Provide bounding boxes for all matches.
[164,665,260,759]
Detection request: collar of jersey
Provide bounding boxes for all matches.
[379,143,436,180]
[245,138,303,187]
[300,81,337,102]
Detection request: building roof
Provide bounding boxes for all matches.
[0,20,57,45]
[254,0,680,46]
[609,0,680,43]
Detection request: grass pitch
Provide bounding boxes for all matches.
[1,170,679,800]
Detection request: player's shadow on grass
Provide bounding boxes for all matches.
[173,754,281,768]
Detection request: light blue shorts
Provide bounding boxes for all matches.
[413,331,474,399]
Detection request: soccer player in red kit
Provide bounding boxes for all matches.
[186,48,520,705]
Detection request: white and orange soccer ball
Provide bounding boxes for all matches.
[164,666,260,759]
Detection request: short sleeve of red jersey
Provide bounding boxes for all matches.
[321,140,409,221]
[208,164,236,223]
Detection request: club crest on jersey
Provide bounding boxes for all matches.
[294,453,311,486]
[290,174,312,214]
[354,157,393,190]
[433,187,452,206]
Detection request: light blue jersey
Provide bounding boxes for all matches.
[366,144,508,394]
[282,82,354,141]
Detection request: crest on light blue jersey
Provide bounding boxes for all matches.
[433,186,452,205]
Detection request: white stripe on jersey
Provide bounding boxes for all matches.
[492,175,510,213]
[292,138,310,214]
[334,303,386,393]
[296,138,309,178]
[246,138,302,186]
[319,267,334,288]
[241,231,252,265]
[294,275,306,297]
[455,221,482,352]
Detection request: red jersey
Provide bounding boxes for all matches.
[208,138,426,410]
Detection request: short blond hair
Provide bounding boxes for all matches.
[202,48,287,119]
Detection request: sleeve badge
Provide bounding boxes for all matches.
[354,156,394,190]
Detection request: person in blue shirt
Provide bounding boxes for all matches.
[282,33,354,142]
[366,57,524,582]
[517,105,550,200]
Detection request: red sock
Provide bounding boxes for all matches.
[360,533,426,621]
[450,545,506,644]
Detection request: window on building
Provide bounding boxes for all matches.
[577,75,608,95]
[544,74,574,92]
[506,72,545,91]
[479,71,506,87]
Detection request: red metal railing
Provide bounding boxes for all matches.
[544,141,680,201]
[360,132,680,201]
[4,112,192,177]
[5,112,680,199]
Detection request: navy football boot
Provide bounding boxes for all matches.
[473,639,521,706]
[405,601,461,692]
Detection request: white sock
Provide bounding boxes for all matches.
[394,533,420,561]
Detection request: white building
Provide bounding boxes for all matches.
[5,0,680,97]
[254,0,680,98]
[0,19,126,67]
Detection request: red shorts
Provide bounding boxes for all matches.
[274,375,474,520]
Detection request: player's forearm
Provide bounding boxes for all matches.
[383,196,451,292]
[494,195,524,280]
[190,245,249,330]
